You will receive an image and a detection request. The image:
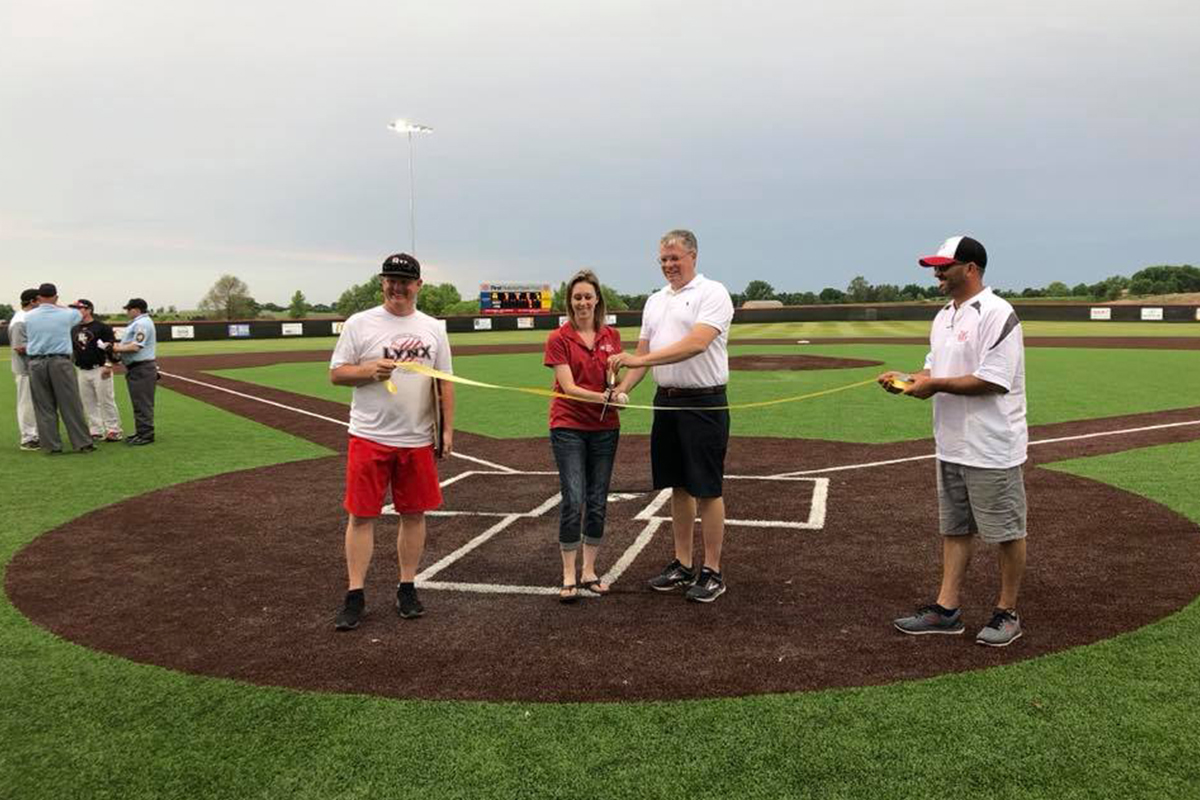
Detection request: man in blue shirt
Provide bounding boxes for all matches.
[24,283,94,454]
[106,297,157,445]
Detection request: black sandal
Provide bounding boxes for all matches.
[559,584,579,604]
[580,578,610,596]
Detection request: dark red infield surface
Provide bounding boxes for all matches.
[8,344,1200,703]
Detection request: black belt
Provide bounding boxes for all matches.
[658,384,726,398]
[30,354,70,359]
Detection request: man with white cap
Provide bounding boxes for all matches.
[878,235,1028,647]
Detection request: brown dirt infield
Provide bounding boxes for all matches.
[7,340,1200,704]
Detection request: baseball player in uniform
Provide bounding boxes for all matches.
[106,298,157,445]
[880,235,1029,647]
[9,288,40,450]
[71,298,124,442]
[331,253,455,630]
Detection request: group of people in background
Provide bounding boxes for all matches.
[8,283,158,453]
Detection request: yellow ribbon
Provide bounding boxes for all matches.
[387,362,876,411]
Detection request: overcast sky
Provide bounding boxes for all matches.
[2,1,1197,312]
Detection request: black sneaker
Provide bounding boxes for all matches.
[685,567,726,603]
[334,592,365,631]
[648,559,697,592]
[77,444,96,453]
[128,435,155,446]
[396,585,425,619]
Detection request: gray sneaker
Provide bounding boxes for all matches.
[976,609,1022,647]
[684,567,726,603]
[648,559,697,592]
[893,604,965,635]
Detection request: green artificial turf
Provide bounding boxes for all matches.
[208,343,1200,443]
[3,337,1200,799]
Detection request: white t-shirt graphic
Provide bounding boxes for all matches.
[330,306,452,448]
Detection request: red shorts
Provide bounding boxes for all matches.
[344,435,443,517]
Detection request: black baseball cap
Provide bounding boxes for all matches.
[20,288,39,305]
[72,298,94,310]
[123,298,148,311]
[918,235,987,270]
[380,252,421,279]
[37,282,58,298]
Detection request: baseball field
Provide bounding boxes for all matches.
[3,319,1200,799]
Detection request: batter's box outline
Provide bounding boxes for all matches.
[383,471,829,596]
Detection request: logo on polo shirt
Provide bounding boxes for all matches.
[957,330,969,343]
[383,336,432,362]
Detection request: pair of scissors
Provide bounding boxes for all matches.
[599,368,615,421]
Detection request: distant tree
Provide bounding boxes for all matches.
[260,302,285,313]
[619,293,650,311]
[1131,265,1200,292]
[0,303,14,322]
[1044,281,1070,297]
[417,283,462,316]
[309,302,333,313]
[444,299,481,316]
[742,280,776,302]
[846,276,872,303]
[1071,283,1091,297]
[288,290,308,319]
[1021,287,1045,298]
[551,281,568,312]
[873,283,901,302]
[1128,278,1154,296]
[199,274,257,320]
[600,285,628,312]
[336,275,384,317]
[729,292,745,308]
[778,292,817,305]
[818,287,846,304]
[899,283,925,301]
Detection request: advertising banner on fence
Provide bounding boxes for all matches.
[228,324,251,338]
[281,323,303,336]
[1140,308,1164,321]
[517,317,534,329]
[473,318,493,330]
[331,321,344,334]
[171,325,195,339]
[1089,307,1112,321]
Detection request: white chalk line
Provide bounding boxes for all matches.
[158,369,516,472]
[767,418,1200,478]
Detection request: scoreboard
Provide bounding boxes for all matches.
[479,283,552,315]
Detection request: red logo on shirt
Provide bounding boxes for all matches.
[957,330,970,343]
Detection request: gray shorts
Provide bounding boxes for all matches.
[937,460,1027,544]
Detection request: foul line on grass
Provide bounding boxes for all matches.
[157,370,516,472]
[768,417,1200,478]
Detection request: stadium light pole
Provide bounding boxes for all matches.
[388,119,433,255]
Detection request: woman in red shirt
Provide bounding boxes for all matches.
[544,269,630,602]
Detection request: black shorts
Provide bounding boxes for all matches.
[650,390,730,498]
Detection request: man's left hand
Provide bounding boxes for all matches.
[441,430,454,457]
[905,374,937,399]
[608,351,642,372]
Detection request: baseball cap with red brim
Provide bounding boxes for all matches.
[918,235,987,269]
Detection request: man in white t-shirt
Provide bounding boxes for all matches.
[330,252,455,631]
[878,235,1028,647]
[609,229,735,603]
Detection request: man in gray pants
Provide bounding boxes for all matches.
[23,283,94,454]
[9,288,41,450]
[106,297,158,445]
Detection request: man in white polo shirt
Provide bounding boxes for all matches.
[609,229,735,603]
[879,235,1028,647]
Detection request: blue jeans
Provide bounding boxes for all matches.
[549,428,620,551]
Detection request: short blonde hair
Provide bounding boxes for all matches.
[565,269,606,333]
